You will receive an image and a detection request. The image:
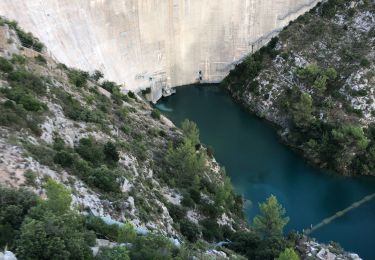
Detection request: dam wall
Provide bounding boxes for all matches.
[0,0,321,94]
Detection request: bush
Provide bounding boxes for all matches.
[97,246,130,260]
[54,150,75,167]
[129,234,177,260]
[179,219,200,242]
[75,137,105,166]
[9,91,47,112]
[92,70,104,82]
[103,141,120,164]
[0,101,43,135]
[200,218,223,242]
[117,222,137,243]
[85,216,120,241]
[87,166,120,192]
[24,170,37,187]
[68,69,89,88]
[35,54,47,64]
[277,248,300,260]
[14,28,44,52]
[7,69,46,95]
[151,109,161,120]
[16,205,93,259]
[0,186,38,248]
[101,80,118,93]
[0,57,14,72]
[167,204,187,221]
[10,54,26,65]
[128,91,136,99]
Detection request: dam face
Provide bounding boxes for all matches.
[0,0,320,98]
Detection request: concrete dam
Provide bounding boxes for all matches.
[0,0,320,100]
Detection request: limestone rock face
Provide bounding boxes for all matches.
[0,0,320,94]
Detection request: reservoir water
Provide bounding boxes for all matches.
[156,85,375,259]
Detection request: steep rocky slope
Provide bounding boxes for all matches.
[224,0,375,176]
[0,18,247,258]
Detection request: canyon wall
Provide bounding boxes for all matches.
[0,0,320,97]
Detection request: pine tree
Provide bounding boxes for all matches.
[253,195,289,238]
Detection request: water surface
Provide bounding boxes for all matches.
[157,85,375,259]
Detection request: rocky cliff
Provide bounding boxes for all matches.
[0,0,321,100]
[0,19,246,256]
[223,0,375,176]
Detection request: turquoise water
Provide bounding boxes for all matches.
[157,85,375,259]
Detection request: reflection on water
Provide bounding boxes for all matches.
[155,103,174,112]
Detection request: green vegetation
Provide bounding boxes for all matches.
[92,70,104,82]
[253,195,289,238]
[96,246,130,260]
[151,109,161,120]
[0,17,44,52]
[226,196,294,259]
[0,186,37,248]
[0,65,48,134]
[0,57,14,72]
[35,54,47,64]
[68,69,89,88]
[12,181,95,259]
[277,248,300,260]
[181,119,200,146]
[223,0,375,176]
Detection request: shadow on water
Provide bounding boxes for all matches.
[157,84,375,259]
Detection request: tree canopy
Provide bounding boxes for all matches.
[253,195,289,238]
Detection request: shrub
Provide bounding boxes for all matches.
[277,248,300,260]
[75,137,105,165]
[101,80,118,93]
[54,150,75,167]
[200,218,223,242]
[4,86,47,112]
[129,234,177,260]
[117,222,137,243]
[10,54,26,65]
[0,57,14,72]
[179,219,200,242]
[68,69,89,88]
[97,246,130,260]
[0,186,38,248]
[16,194,94,260]
[0,101,43,135]
[24,170,37,187]
[151,109,161,120]
[360,58,371,67]
[35,54,47,64]
[103,141,120,164]
[14,28,44,52]
[167,204,187,221]
[87,166,120,192]
[128,91,136,99]
[189,188,201,204]
[92,70,104,82]
[85,216,120,241]
[7,69,46,95]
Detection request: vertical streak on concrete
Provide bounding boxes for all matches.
[0,0,321,92]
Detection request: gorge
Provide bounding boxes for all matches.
[156,85,375,260]
[0,0,374,259]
